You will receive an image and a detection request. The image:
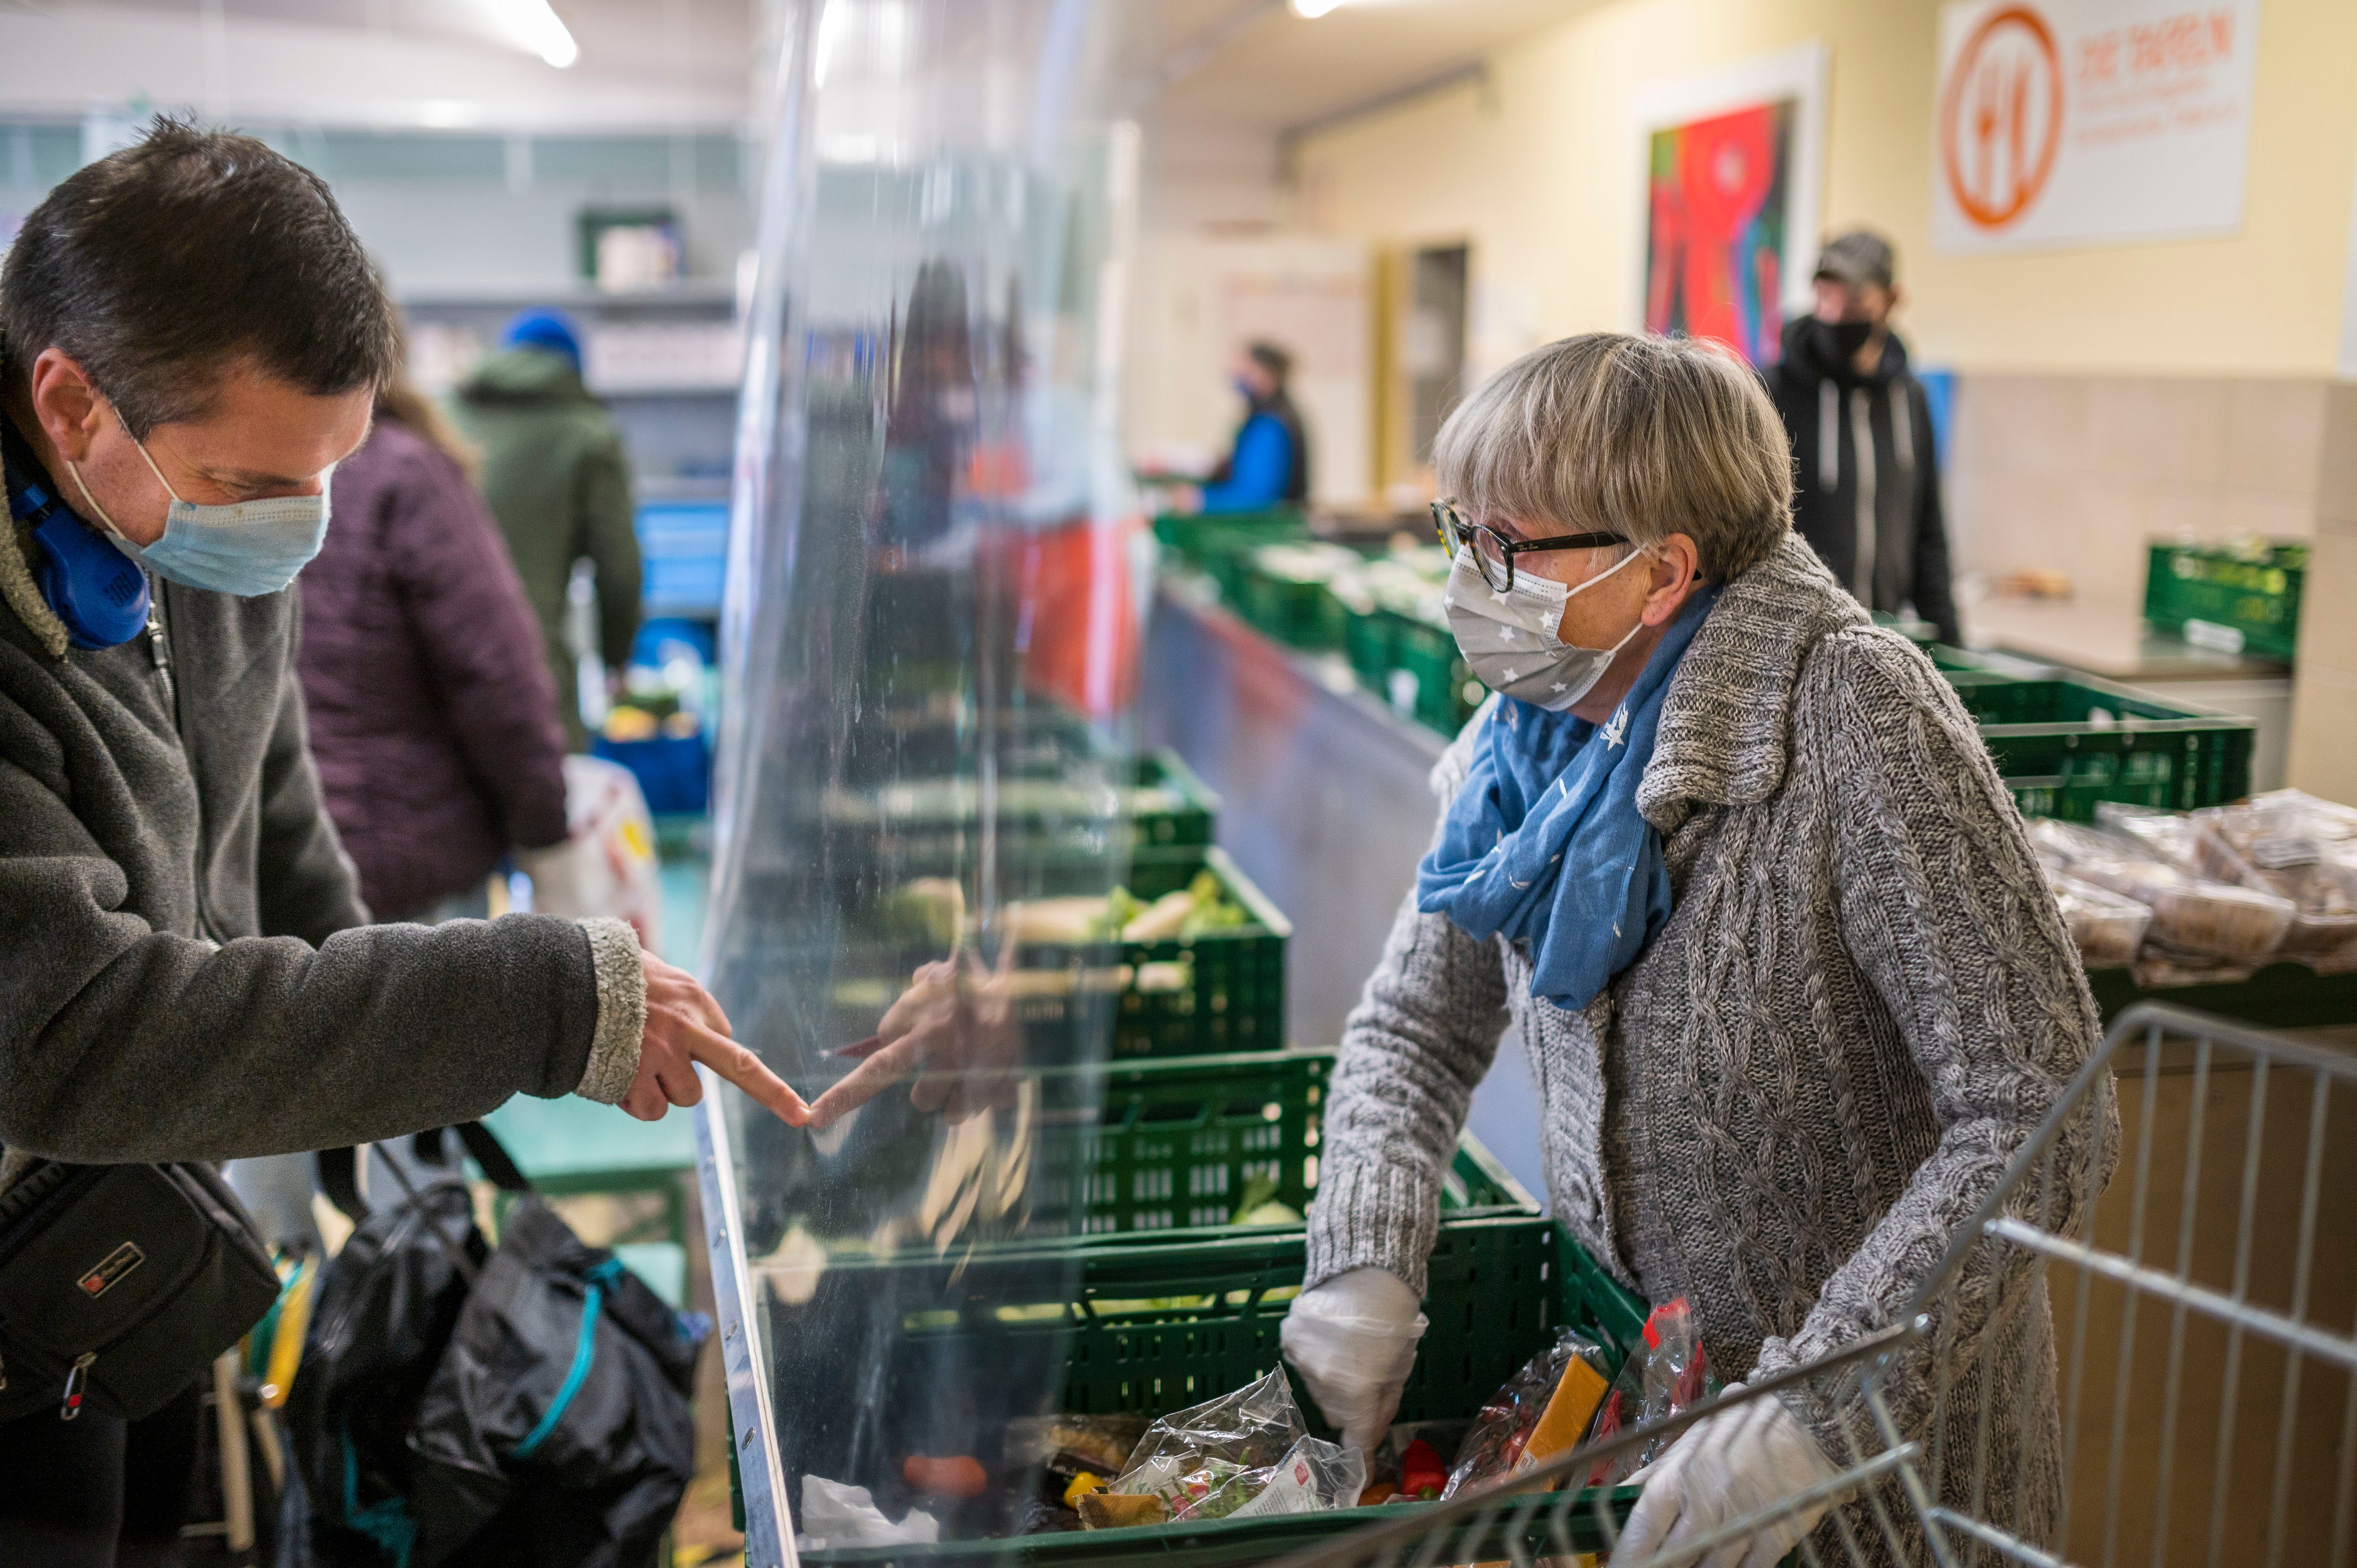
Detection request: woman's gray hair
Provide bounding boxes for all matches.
[1433,332,1794,581]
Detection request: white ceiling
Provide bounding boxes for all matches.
[0,0,1593,186]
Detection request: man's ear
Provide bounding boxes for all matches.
[27,349,105,461]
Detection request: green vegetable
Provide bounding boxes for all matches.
[1176,870,1250,937]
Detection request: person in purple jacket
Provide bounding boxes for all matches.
[297,369,569,923]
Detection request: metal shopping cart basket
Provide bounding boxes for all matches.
[1266,1002,2357,1568]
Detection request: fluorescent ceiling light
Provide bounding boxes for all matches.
[1290,0,1350,16]
[482,0,579,68]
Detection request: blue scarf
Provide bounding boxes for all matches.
[1416,588,1719,1010]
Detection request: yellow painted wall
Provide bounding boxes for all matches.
[1295,0,2357,377]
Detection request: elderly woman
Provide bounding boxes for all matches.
[1279,334,2112,1563]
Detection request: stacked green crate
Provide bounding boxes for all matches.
[1037,846,1290,1059]
[2144,541,2305,661]
[1232,541,1368,650]
[1945,669,2254,821]
[1025,1049,1535,1240]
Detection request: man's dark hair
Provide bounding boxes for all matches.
[0,116,398,436]
[1246,340,1293,384]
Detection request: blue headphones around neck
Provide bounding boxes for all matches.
[4,431,150,650]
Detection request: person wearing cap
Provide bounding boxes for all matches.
[1172,340,1312,516]
[1763,230,1961,647]
[450,310,641,749]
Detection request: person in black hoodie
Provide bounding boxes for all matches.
[1763,230,1961,646]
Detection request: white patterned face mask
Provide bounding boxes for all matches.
[1442,543,1648,711]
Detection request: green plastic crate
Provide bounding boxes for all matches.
[1110,848,1288,1057]
[842,750,1219,873]
[794,1219,1647,1568]
[2144,542,2306,662]
[1342,610,1394,695]
[1946,670,2254,822]
[1027,1050,1536,1239]
[992,847,1288,1058]
[1235,561,1350,651]
[1380,607,1486,736]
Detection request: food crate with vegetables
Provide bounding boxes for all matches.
[856,848,1287,1058]
[2143,540,2305,661]
[832,750,1219,876]
[1026,1050,1536,1238]
[1946,671,2253,821]
[785,1217,1649,1568]
[1233,542,1369,651]
[1381,607,1487,736]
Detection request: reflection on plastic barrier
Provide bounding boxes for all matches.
[695,4,1149,1564]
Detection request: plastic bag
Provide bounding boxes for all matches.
[795,1475,940,1551]
[1108,1367,1364,1524]
[516,755,664,951]
[2028,816,2292,961]
[2190,791,2357,966]
[2093,801,2201,868]
[1441,1327,1616,1499]
[1587,1299,1709,1486]
[2046,868,2152,967]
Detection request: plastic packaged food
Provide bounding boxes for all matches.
[2092,802,2201,869]
[1107,1367,1365,1525]
[2190,791,2357,965]
[1441,1326,1618,1499]
[1586,1299,1709,1486]
[2028,818,2293,961]
[2046,868,2152,967]
[2130,944,2259,991]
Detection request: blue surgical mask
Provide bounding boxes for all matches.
[66,432,330,598]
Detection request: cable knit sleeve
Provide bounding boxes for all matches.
[1751,629,2117,1452]
[1305,710,1514,1298]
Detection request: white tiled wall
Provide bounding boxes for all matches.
[1947,370,2355,805]
[1947,373,2329,610]
[2290,383,2357,805]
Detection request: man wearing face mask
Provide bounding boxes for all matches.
[0,121,806,1563]
[1170,340,1310,516]
[1763,229,1961,647]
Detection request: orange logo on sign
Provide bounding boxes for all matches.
[1940,5,2065,229]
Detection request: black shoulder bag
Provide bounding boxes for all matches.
[0,1159,282,1425]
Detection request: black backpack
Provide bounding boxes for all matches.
[288,1125,703,1568]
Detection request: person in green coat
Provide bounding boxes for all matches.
[451,310,640,749]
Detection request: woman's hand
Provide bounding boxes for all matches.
[1610,1387,1836,1568]
[806,951,1021,1129]
[1278,1267,1427,1458]
[622,951,810,1126]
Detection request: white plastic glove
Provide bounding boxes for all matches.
[1611,1386,1838,1568]
[1278,1266,1427,1458]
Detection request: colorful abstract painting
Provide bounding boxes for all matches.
[1643,99,1796,365]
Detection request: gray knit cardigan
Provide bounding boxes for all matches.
[1305,535,2117,1556]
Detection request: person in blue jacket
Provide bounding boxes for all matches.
[1176,340,1310,514]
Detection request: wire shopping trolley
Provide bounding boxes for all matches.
[1264,1002,2357,1568]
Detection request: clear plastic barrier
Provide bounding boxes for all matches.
[700,0,1145,1557]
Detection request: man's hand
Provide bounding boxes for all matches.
[806,950,1021,1129]
[622,951,809,1126]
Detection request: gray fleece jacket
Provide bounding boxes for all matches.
[1306,535,2116,1558]
[0,460,644,1174]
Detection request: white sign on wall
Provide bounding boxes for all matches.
[1931,0,2258,254]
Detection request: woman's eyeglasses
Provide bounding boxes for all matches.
[1431,500,1625,593]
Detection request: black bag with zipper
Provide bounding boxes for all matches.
[0,1158,281,1425]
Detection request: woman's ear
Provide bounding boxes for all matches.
[1639,534,1702,626]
